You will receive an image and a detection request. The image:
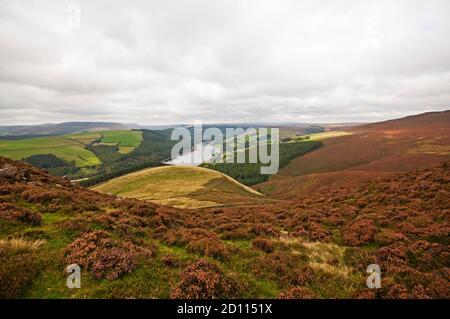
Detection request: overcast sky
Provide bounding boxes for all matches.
[0,0,449,125]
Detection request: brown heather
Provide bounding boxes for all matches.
[65,230,155,280]
[0,156,448,298]
[170,259,245,299]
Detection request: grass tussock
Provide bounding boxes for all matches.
[301,241,350,278]
[0,238,47,252]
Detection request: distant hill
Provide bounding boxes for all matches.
[93,165,270,208]
[0,121,363,138]
[255,110,450,199]
[0,122,127,137]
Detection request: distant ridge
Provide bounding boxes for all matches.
[0,122,127,137]
[354,110,450,130]
[0,121,369,137]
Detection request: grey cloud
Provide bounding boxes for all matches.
[0,0,449,125]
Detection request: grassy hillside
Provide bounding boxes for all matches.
[65,132,102,145]
[93,166,269,208]
[97,130,143,154]
[0,156,448,299]
[0,135,101,167]
[0,130,141,168]
[81,129,177,186]
[0,129,176,184]
[202,140,323,186]
[298,131,353,141]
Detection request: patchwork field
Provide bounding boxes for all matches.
[64,132,102,145]
[97,130,143,154]
[0,135,101,167]
[0,130,146,171]
[93,166,270,208]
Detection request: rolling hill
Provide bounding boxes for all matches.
[93,165,270,208]
[254,111,450,199]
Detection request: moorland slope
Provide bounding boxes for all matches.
[255,111,450,199]
[0,156,448,299]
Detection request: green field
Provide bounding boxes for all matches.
[98,130,143,154]
[203,140,323,186]
[93,166,270,208]
[64,132,102,145]
[299,131,353,141]
[0,130,145,170]
[0,136,101,167]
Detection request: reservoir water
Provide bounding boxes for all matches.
[163,142,217,166]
